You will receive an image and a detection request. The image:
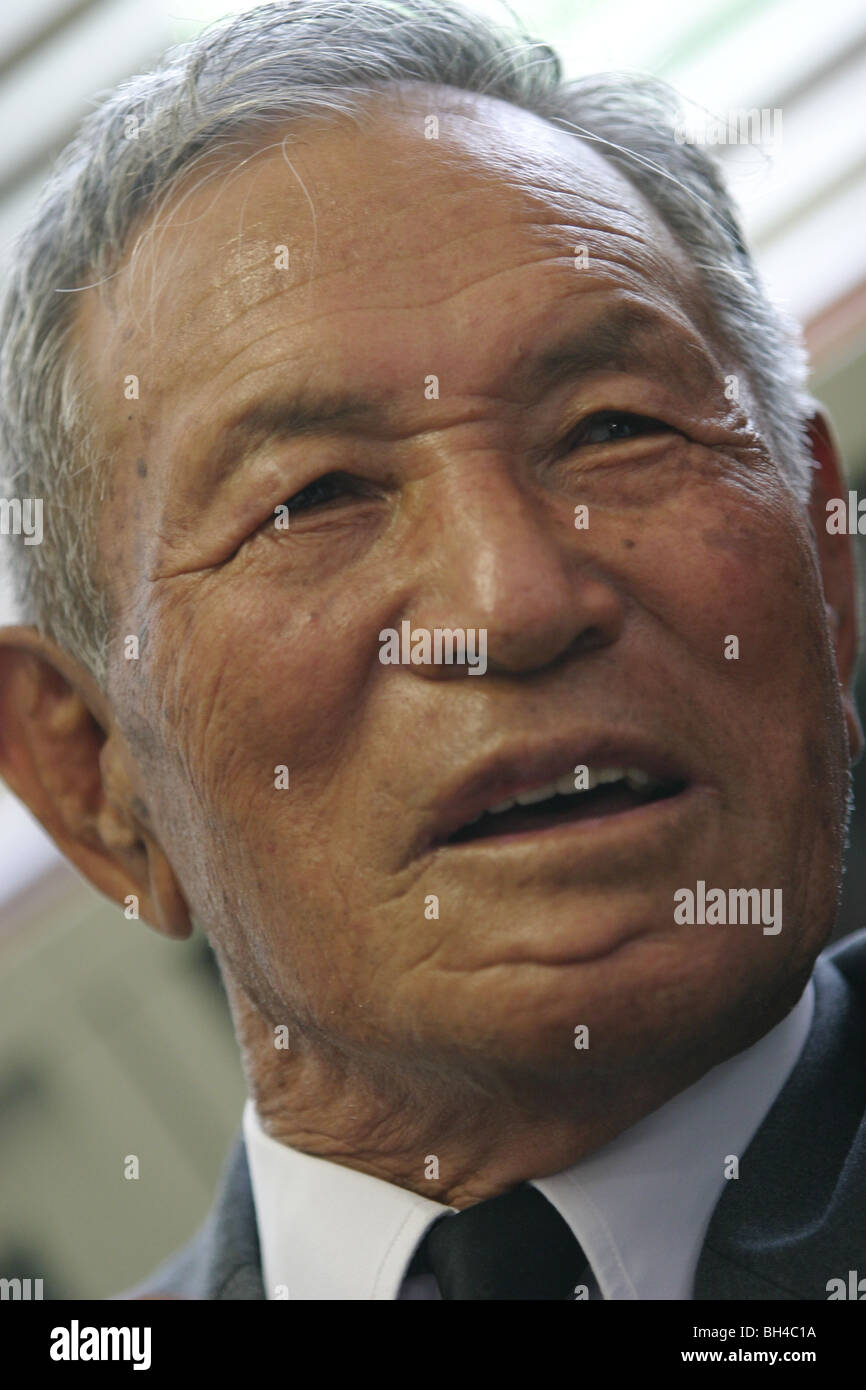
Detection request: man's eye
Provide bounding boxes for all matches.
[282,472,362,515]
[569,411,671,448]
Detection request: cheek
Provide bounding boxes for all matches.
[633,474,847,833]
[140,563,397,894]
[636,470,825,686]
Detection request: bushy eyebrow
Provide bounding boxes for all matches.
[524,305,682,391]
[198,393,383,491]
[195,303,712,491]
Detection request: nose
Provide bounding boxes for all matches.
[405,458,625,677]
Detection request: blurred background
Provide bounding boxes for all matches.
[1,0,865,1298]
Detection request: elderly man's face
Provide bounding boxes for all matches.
[78,87,855,1087]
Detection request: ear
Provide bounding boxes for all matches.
[805,410,863,764]
[0,625,192,939]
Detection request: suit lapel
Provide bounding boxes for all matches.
[695,949,866,1299]
[207,1137,265,1299]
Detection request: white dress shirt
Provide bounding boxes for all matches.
[243,981,814,1300]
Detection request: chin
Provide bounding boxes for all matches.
[398,927,809,1088]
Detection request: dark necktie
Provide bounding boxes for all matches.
[408,1183,587,1299]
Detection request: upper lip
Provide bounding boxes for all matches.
[424,732,694,850]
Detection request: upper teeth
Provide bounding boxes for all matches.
[485,767,656,817]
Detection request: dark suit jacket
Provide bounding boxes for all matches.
[125,929,866,1300]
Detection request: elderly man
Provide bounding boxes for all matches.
[0,0,863,1302]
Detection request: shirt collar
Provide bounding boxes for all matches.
[534,979,815,1299]
[244,980,813,1300]
[243,1101,451,1299]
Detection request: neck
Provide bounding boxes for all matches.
[224,976,739,1208]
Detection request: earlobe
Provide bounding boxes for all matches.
[146,841,193,940]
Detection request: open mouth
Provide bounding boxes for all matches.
[444,768,688,846]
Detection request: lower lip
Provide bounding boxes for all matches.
[433,782,702,855]
[424,785,713,969]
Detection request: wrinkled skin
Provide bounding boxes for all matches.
[0,86,861,1205]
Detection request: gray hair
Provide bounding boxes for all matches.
[0,0,816,687]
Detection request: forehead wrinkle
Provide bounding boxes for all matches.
[102,96,699,393]
[100,158,288,363]
[123,151,275,333]
[154,222,677,399]
[133,110,672,303]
